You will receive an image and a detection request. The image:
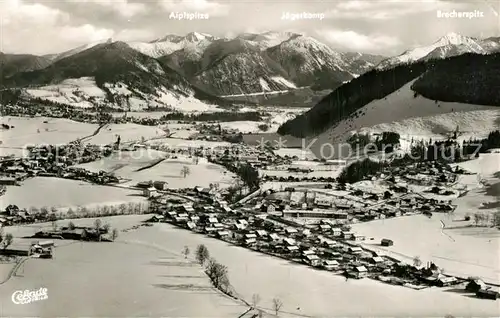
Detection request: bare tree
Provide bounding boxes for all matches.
[102,223,111,233]
[102,205,110,215]
[205,258,230,291]
[119,203,128,215]
[272,297,283,316]
[473,213,481,226]
[413,256,422,268]
[127,202,135,214]
[195,244,210,265]
[40,206,49,215]
[180,166,191,178]
[493,212,500,227]
[111,228,119,241]
[94,219,102,231]
[182,246,190,259]
[252,293,261,308]
[3,233,13,249]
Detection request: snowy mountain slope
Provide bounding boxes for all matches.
[4,41,227,110]
[266,35,357,90]
[128,32,219,58]
[308,80,500,159]
[22,77,221,112]
[163,32,385,94]
[4,31,384,97]
[376,32,496,70]
[236,31,300,50]
[44,38,113,62]
[192,48,291,96]
[341,52,386,76]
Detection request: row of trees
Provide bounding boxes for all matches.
[160,111,264,122]
[187,244,285,316]
[469,211,500,227]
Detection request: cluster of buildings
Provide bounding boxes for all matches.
[0,143,119,188]
[248,185,455,225]
[143,192,482,293]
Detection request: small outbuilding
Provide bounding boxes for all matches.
[381,239,394,246]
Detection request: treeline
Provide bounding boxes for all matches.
[194,244,232,295]
[338,158,388,184]
[160,111,263,122]
[411,130,500,161]
[278,52,500,138]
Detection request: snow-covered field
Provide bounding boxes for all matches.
[309,80,500,159]
[0,116,167,155]
[128,223,499,316]
[0,218,246,317]
[1,214,498,317]
[0,177,145,211]
[0,116,96,156]
[86,123,166,145]
[78,152,236,189]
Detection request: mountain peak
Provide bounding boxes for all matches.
[435,32,474,46]
[185,32,208,42]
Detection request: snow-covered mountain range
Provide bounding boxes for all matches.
[1,31,498,110]
[376,32,500,70]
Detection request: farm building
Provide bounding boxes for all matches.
[352,266,368,279]
[476,289,498,300]
[381,239,394,246]
[323,260,340,271]
[466,279,487,293]
[304,254,321,267]
[143,187,159,198]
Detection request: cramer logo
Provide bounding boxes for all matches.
[169,12,209,20]
[12,288,48,305]
[437,10,485,19]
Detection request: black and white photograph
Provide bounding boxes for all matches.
[0,0,499,316]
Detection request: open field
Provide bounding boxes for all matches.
[0,116,96,156]
[2,216,499,317]
[0,116,166,156]
[0,177,145,211]
[130,222,499,317]
[0,239,246,317]
[85,123,166,145]
[78,152,236,189]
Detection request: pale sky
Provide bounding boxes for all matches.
[1,0,499,56]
